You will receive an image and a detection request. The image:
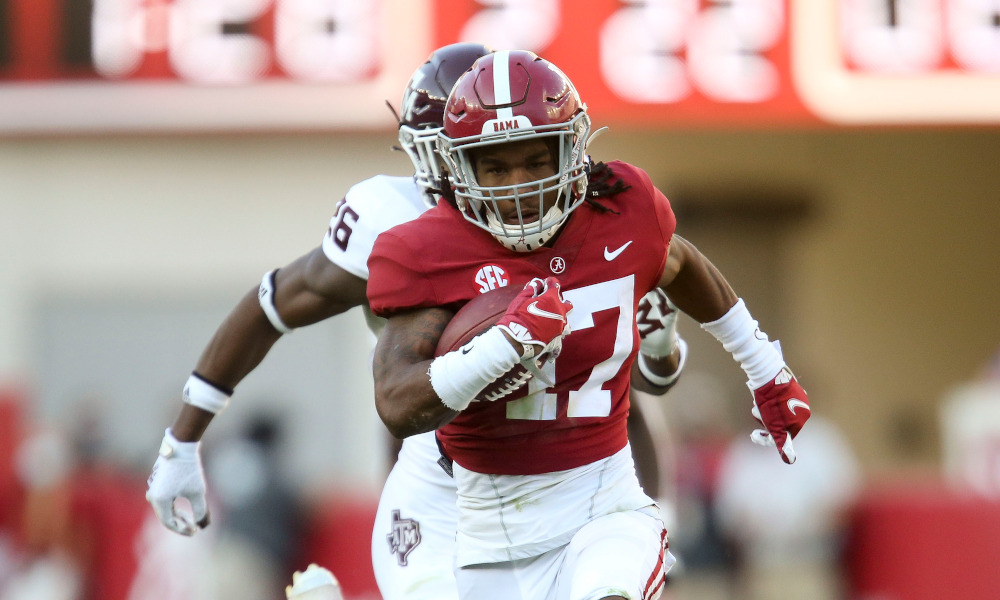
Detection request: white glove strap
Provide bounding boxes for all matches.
[428,327,521,412]
[183,374,232,414]
[701,299,784,389]
[495,322,542,360]
[259,269,294,334]
[160,427,200,460]
[638,336,688,387]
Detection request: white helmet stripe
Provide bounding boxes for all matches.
[492,50,514,122]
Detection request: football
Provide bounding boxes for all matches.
[435,284,533,403]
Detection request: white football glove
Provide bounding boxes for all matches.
[145,428,210,536]
[286,564,344,600]
[637,289,680,358]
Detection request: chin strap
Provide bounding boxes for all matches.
[485,206,565,252]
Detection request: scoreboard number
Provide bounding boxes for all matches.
[793,0,1000,124]
[841,0,1000,74]
[1,0,997,131]
[598,0,786,103]
[458,0,560,51]
[91,0,379,83]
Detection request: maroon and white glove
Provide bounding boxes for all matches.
[637,289,680,358]
[496,277,573,360]
[749,366,810,464]
[636,289,688,389]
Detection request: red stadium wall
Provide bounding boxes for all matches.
[846,483,1000,600]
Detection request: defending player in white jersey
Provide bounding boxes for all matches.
[143,43,688,600]
[367,50,811,600]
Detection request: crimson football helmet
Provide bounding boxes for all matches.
[398,43,493,207]
[438,50,592,252]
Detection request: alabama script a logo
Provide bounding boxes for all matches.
[386,510,421,566]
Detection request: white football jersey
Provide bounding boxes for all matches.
[321,175,429,280]
[319,174,459,600]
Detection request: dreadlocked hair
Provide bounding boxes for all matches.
[582,160,629,214]
[430,174,457,208]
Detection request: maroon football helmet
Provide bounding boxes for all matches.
[438,50,592,252]
[398,43,492,207]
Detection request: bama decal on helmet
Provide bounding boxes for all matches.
[483,114,532,135]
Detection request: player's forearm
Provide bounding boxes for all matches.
[167,289,280,443]
[631,344,684,395]
[374,367,459,439]
[373,308,459,438]
[194,287,284,389]
[169,403,215,442]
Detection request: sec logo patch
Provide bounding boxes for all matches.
[474,264,509,292]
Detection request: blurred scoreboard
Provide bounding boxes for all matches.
[1,0,998,133]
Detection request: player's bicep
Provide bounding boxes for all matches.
[657,235,688,289]
[659,235,737,323]
[272,247,368,327]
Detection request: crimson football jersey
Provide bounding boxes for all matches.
[367,161,676,475]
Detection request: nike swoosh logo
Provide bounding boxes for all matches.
[787,399,810,415]
[461,345,473,355]
[526,301,564,321]
[604,240,633,261]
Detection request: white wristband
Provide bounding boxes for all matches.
[183,374,232,414]
[638,336,688,388]
[428,327,521,412]
[258,269,293,334]
[701,299,785,389]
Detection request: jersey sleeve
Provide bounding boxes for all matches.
[366,229,437,318]
[649,179,676,253]
[321,176,425,280]
[648,183,676,284]
[612,161,676,284]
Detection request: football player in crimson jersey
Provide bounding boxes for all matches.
[367,50,811,600]
[142,44,687,600]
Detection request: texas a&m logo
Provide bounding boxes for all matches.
[386,510,421,566]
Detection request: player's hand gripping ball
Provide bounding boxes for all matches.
[496,277,573,360]
[435,280,570,402]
